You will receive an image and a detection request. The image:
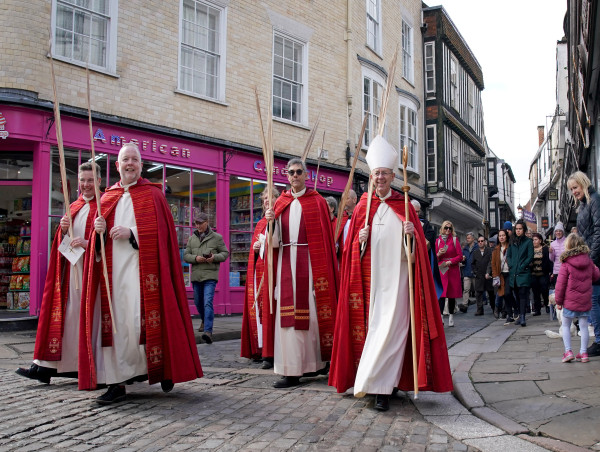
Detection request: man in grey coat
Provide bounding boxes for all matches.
[184,213,229,343]
[472,236,495,316]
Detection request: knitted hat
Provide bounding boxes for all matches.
[503,221,513,230]
[554,221,565,232]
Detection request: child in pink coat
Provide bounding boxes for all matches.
[555,233,600,363]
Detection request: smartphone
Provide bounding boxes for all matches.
[203,253,212,258]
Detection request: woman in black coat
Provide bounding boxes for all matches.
[530,232,552,315]
[568,171,600,356]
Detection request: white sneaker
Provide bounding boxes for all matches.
[448,314,454,327]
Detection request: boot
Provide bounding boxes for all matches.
[448,314,454,327]
[520,314,526,327]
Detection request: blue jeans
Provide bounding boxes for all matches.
[192,280,217,333]
[591,285,600,344]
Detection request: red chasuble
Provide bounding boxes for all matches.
[266,189,339,360]
[240,217,277,360]
[78,178,202,390]
[34,196,96,361]
[328,191,452,394]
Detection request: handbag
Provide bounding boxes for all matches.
[492,276,501,287]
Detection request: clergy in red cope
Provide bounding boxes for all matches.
[16,162,101,384]
[240,187,280,369]
[328,135,452,412]
[264,158,339,389]
[79,143,202,405]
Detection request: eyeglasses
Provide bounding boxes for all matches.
[478,239,485,243]
[287,169,304,176]
[444,226,453,230]
[373,171,393,177]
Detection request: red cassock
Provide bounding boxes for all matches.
[328,190,453,394]
[34,196,96,362]
[268,189,339,360]
[78,178,203,390]
[240,217,277,360]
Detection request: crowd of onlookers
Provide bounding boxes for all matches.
[434,171,600,364]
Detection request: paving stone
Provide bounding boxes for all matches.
[492,394,587,423]
[474,380,542,403]
[532,406,600,448]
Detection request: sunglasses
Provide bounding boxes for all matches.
[287,169,304,176]
[478,240,485,243]
[444,226,453,230]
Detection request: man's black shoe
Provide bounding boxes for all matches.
[474,310,484,316]
[588,342,600,356]
[125,374,148,385]
[273,376,301,388]
[261,357,274,369]
[374,394,390,411]
[161,380,174,393]
[96,385,126,405]
[15,364,56,384]
[532,311,541,316]
[459,305,468,313]
[303,362,329,378]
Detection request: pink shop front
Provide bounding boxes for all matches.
[0,105,347,315]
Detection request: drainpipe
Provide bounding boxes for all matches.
[346,0,353,150]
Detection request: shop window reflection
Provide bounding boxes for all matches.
[229,177,266,288]
[0,152,33,180]
[50,148,79,215]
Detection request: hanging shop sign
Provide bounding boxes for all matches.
[0,112,9,139]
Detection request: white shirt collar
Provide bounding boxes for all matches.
[291,187,306,198]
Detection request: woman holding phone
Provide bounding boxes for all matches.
[435,220,463,326]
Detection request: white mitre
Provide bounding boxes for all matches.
[365,135,398,171]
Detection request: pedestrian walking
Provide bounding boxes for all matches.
[436,221,463,326]
[531,232,552,316]
[184,213,229,344]
[555,233,600,363]
[460,232,477,312]
[506,219,534,327]
[490,229,513,321]
[567,171,600,357]
[472,236,494,316]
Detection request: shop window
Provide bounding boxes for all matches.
[166,165,192,287]
[229,177,265,288]
[0,152,34,181]
[50,148,80,216]
[142,160,165,190]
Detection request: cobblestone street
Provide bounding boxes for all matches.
[1,339,474,451]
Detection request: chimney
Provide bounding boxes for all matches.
[538,125,545,147]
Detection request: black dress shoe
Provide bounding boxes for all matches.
[303,362,330,378]
[96,385,126,405]
[125,374,148,385]
[374,394,390,411]
[261,358,274,369]
[273,376,301,388]
[15,364,56,384]
[474,310,484,316]
[532,311,541,316]
[459,305,468,313]
[161,380,174,393]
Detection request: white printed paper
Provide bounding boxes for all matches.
[58,235,85,266]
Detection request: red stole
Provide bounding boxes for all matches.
[328,190,453,394]
[34,196,96,361]
[279,207,310,329]
[241,218,277,359]
[78,178,202,389]
[271,189,339,360]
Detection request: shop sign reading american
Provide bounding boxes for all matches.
[253,160,334,187]
[93,128,191,158]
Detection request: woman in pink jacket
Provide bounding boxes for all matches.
[435,220,464,327]
[555,233,600,363]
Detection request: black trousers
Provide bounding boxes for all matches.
[531,275,549,314]
[438,297,456,314]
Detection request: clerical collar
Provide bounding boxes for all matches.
[376,190,391,201]
[120,179,138,192]
[83,195,94,203]
[291,187,306,198]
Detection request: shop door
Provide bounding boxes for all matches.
[0,182,33,311]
